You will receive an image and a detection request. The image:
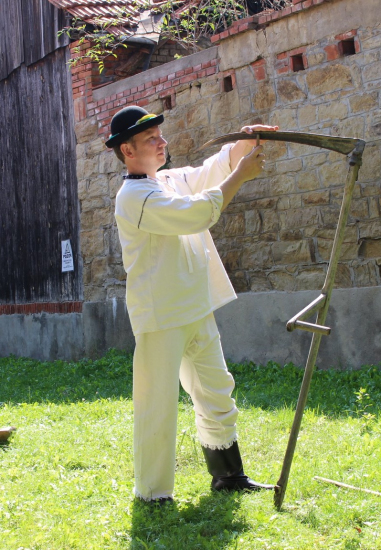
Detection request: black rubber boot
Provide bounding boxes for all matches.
[202,441,274,492]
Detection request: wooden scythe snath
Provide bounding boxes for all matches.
[199,131,366,509]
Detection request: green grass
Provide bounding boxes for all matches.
[1,349,381,549]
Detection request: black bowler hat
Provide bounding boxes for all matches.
[105,106,164,148]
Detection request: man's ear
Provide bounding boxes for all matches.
[121,142,134,159]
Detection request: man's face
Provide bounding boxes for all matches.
[123,125,168,173]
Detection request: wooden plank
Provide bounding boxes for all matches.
[21,0,68,67]
[0,47,82,304]
[0,0,24,80]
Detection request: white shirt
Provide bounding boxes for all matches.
[115,144,237,334]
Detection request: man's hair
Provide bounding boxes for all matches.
[113,135,136,164]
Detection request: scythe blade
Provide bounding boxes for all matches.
[197,131,363,156]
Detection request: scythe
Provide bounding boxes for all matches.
[199,130,366,509]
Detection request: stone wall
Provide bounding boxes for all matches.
[69,0,381,364]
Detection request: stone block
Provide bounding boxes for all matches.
[348,198,369,220]
[268,270,295,291]
[218,28,264,72]
[294,267,326,291]
[318,240,359,261]
[167,134,195,157]
[306,64,353,96]
[333,264,353,288]
[352,261,379,287]
[245,210,262,234]
[279,229,303,241]
[261,210,280,233]
[318,162,346,187]
[302,190,330,205]
[186,103,210,128]
[268,174,296,196]
[359,239,381,259]
[99,150,124,174]
[349,92,378,114]
[357,144,381,182]
[75,117,98,144]
[249,272,272,292]
[298,104,318,128]
[272,240,312,264]
[81,229,105,261]
[93,207,113,227]
[264,141,288,162]
[368,197,380,219]
[362,60,381,83]
[224,213,245,236]
[297,170,321,191]
[334,115,365,139]
[269,107,298,130]
[84,285,107,302]
[318,101,348,122]
[279,207,319,230]
[109,173,123,199]
[211,90,240,123]
[241,242,273,269]
[87,137,106,157]
[277,158,303,174]
[84,174,109,199]
[229,271,249,293]
[302,152,328,168]
[91,256,109,284]
[221,249,240,271]
[277,80,306,103]
[277,194,302,210]
[253,82,277,112]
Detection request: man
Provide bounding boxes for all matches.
[106,106,277,503]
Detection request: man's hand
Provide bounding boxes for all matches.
[220,145,265,211]
[230,124,278,171]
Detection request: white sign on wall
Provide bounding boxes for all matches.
[61,239,74,272]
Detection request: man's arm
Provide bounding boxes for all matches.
[220,145,265,211]
[229,124,278,171]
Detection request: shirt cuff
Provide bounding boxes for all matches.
[204,187,224,224]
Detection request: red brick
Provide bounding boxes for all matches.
[193,64,202,71]
[185,67,193,75]
[179,74,196,84]
[220,30,229,40]
[201,61,211,69]
[302,0,313,8]
[159,76,168,83]
[277,52,288,60]
[210,35,220,44]
[276,66,289,75]
[175,70,185,77]
[335,29,357,41]
[206,67,217,76]
[253,64,266,81]
[197,69,207,78]
[324,44,340,61]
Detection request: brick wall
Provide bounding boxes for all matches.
[71,0,381,302]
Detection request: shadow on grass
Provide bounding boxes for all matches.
[130,491,251,550]
[1,349,381,418]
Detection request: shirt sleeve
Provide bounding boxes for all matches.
[115,180,224,236]
[161,143,233,194]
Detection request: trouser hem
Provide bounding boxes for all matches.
[133,487,173,502]
[199,435,237,450]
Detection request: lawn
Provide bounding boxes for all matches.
[0,349,380,550]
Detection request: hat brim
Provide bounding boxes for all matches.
[105,114,164,148]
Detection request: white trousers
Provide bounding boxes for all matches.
[133,313,239,501]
